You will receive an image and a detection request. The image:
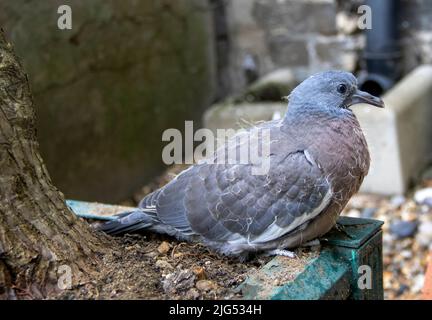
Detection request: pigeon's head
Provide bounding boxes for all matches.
[287,70,384,115]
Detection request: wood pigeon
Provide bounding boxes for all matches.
[98,70,384,259]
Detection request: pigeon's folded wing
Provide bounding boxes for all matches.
[139,149,331,245]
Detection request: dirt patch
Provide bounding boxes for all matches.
[52,232,319,300]
[244,249,319,299]
[249,250,319,286]
[51,231,262,300]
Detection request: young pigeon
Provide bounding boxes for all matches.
[98,70,384,259]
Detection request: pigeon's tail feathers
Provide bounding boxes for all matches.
[97,210,157,235]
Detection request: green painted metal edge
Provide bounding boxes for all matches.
[239,216,384,300]
[332,229,384,299]
[239,248,352,300]
[325,216,384,248]
[66,200,134,220]
[270,250,351,300]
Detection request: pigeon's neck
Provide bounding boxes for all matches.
[283,102,354,125]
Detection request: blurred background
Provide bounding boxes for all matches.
[1,0,432,299]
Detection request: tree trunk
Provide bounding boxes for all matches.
[0,29,108,299]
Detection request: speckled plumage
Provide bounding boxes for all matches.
[99,71,382,258]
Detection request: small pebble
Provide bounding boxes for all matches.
[157,241,171,255]
[400,250,413,259]
[396,284,409,296]
[382,232,394,246]
[162,269,195,294]
[420,205,431,214]
[390,220,418,239]
[144,251,159,258]
[155,259,173,270]
[192,266,207,281]
[390,195,406,208]
[196,280,217,292]
[414,188,432,207]
[272,279,281,286]
[401,210,418,221]
[416,221,432,246]
[411,274,425,293]
[185,288,200,300]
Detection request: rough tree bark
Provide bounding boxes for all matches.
[0,29,109,299]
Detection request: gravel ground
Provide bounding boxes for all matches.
[119,165,432,300]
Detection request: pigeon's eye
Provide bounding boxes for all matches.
[337,84,347,94]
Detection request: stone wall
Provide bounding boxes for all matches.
[222,0,432,94]
[0,0,216,202]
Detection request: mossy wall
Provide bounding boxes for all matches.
[0,0,215,202]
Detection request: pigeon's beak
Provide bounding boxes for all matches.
[347,89,385,108]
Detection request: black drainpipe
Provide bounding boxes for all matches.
[358,0,402,96]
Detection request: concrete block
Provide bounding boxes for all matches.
[203,101,286,134]
[354,65,432,195]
